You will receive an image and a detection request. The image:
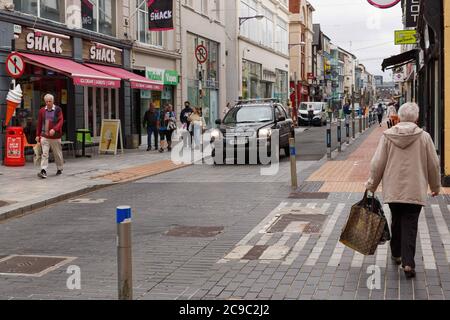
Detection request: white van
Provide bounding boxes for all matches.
[297,102,328,126]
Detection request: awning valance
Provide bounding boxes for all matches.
[85,64,164,91]
[381,49,418,71]
[19,53,121,88]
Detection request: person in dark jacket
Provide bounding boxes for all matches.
[142,103,160,151]
[180,101,193,130]
[36,94,64,179]
[377,103,384,127]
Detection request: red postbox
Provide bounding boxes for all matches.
[4,126,25,167]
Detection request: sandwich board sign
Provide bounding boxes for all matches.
[99,119,123,155]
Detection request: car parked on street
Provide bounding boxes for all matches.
[211,99,294,164]
[297,102,328,126]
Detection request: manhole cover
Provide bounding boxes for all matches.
[267,214,327,234]
[0,255,76,277]
[289,192,329,199]
[165,226,224,238]
[242,245,268,260]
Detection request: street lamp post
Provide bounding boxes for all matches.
[237,15,264,99]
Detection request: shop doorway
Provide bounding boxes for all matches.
[84,87,119,138]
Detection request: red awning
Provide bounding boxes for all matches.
[19,53,121,88]
[85,63,164,91]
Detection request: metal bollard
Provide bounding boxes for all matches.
[337,118,342,152]
[363,115,366,131]
[352,117,355,139]
[326,120,332,159]
[346,117,350,145]
[117,206,133,300]
[289,138,298,189]
[359,116,362,134]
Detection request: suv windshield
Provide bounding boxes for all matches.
[300,103,322,111]
[223,106,273,124]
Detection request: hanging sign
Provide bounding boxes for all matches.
[404,0,421,28]
[147,0,174,31]
[367,0,401,9]
[395,30,418,45]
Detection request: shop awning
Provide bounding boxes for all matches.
[85,64,164,91]
[381,49,418,71]
[18,53,121,88]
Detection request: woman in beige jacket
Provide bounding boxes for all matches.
[366,102,441,278]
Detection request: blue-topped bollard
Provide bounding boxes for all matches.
[289,138,298,189]
[117,206,133,300]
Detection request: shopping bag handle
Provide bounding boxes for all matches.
[363,190,376,211]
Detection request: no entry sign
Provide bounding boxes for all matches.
[5,53,25,78]
[367,0,401,9]
[195,45,208,64]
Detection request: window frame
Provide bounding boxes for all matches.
[14,0,66,24]
[136,0,163,47]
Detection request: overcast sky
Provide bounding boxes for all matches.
[307,0,403,81]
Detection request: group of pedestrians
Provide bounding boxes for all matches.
[143,100,207,152]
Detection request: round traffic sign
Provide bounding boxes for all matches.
[5,53,25,78]
[367,0,401,9]
[195,45,208,64]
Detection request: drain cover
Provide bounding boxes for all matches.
[289,192,329,199]
[267,214,327,234]
[0,255,75,277]
[165,226,224,238]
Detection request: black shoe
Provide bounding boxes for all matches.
[159,148,164,153]
[404,266,416,278]
[38,169,47,179]
[56,170,62,176]
[391,256,402,265]
[168,147,172,151]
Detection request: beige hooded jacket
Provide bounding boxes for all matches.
[366,122,441,206]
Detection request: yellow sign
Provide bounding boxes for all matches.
[395,30,418,45]
[99,119,123,155]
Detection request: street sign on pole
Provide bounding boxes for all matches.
[5,53,25,78]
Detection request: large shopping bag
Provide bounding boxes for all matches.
[339,190,388,255]
[33,143,42,167]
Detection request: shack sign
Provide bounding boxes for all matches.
[367,0,401,9]
[147,0,174,31]
[83,41,122,66]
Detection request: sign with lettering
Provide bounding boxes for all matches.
[147,0,174,31]
[145,67,179,85]
[15,28,72,57]
[395,30,418,45]
[404,0,420,28]
[83,41,122,66]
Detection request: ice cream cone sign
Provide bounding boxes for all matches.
[5,84,22,125]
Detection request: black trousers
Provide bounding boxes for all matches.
[377,114,383,124]
[389,203,423,268]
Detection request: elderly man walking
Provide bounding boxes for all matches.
[36,94,64,179]
[366,102,441,278]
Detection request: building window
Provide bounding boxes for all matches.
[81,0,116,36]
[275,69,288,103]
[276,18,288,55]
[136,0,163,47]
[242,59,262,99]
[240,0,258,42]
[14,0,65,23]
[262,9,273,49]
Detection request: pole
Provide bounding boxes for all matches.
[326,118,332,159]
[117,206,133,300]
[294,72,298,127]
[352,85,355,139]
[337,118,342,152]
[345,116,350,145]
[289,138,298,189]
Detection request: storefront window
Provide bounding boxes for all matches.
[275,69,288,103]
[136,0,163,47]
[186,33,220,128]
[82,0,116,36]
[242,59,262,99]
[85,87,119,137]
[14,0,65,23]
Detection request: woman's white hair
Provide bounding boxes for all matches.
[44,94,54,102]
[398,102,419,123]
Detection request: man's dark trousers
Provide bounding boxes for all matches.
[147,126,158,149]
[389,203,423,269]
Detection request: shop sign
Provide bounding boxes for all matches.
[404,0,420,28]
[395,30,418,45]
[15,28,72,57]
[148,0,174,31]
[145,67,179,85]
[393,72,405,82]
[83,41,122,66]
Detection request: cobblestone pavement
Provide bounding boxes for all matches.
[0,122,449,300]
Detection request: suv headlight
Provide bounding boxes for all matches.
[259,128,272,138]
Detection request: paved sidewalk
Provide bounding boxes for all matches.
[0,145,189,221]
